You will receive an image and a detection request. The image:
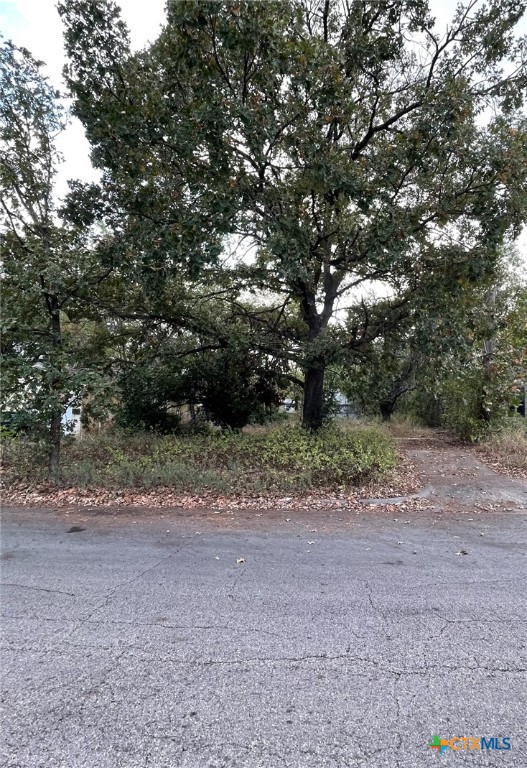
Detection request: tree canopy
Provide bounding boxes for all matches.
[58,0,527,429]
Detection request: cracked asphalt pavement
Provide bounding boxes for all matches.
[1,504,526,767]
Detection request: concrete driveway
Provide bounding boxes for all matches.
[1,503,526,767]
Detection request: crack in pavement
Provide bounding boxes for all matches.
[355,746,391,765]
[0,582,75,597]
[364,580,390,641]
[228,561,248,599]
[77,648,128,720]
[4,611,525,629]
[45,647,522,676]
[391,675,403,768]
[65,536,195,641]
[1,615,285,641]
[7,641,524,675]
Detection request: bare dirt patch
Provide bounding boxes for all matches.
[398,438,527,512]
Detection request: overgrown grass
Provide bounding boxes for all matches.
[384,414,440,439]
[478,419,527,478]
[1,422,396,494]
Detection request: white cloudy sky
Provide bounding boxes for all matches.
[1,0,526,257]
[0,0,167,193]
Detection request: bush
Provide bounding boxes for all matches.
[438,370,514,442]
[114,348,289,433]
[404,372,519,441]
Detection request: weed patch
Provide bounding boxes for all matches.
[478,420,527,480]
[1,423,396,494]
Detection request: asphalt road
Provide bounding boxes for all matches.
[1,505,526,768]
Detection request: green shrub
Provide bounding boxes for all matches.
[439,371,508,442]
[403,371,519,442]
[1,422,396,493]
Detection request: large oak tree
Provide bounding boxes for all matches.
[59,0,527,429]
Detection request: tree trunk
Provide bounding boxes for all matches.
[479,289,497,423]
[48,297,62,480]
[379,400,395,421]
[298,275,337,431]
[479,338,494,422]
[302,363,325,430]
[49,408,61,479]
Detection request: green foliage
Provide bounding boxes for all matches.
[439,371,495,442]
[114,352,286,433]
[0,39,112,473]
[0,432,49,478]
[2,423,395,492]
[0,410,41,435]
[58,0,527,429]
[188,349,288,429]
[108,317,291,432]
[340,245,527,438]
[252,423,396,485]
[3,1,527,453]
[408,249,527,441]
[114,363,183,434]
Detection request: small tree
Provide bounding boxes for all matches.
[0,40,110,476]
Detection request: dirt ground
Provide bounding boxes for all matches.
[394,436,527,510]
